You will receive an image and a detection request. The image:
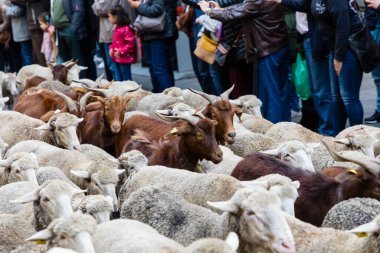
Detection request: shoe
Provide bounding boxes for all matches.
[364,110,380,124]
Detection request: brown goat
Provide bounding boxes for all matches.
[231,152,380,226]
[123,116,223,172]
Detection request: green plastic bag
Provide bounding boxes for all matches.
[291,52,311,100]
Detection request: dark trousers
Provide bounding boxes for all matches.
[19,40,33,66]
[30,30,47,66]
[57,26,85,71]
[0,40,22,72]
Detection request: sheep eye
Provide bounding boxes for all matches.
[43,197,50,202]
[247,210,256,216]
[59,235,67,240]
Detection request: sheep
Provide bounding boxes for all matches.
[0,71,19,97]
[37,80,72,93]
[78,144,119,169]
[119,166,299,216]
[322,198,380,230]
[0,96,9,110]
[0,111,83,150]
[0,138,8,159]
[155,102,197,118]
[74,195,113,224]
[123,110,149,124]
[134,93,185,117]
[240,114,273,134]
[36,166,79,188]
[0,152,39,185]
[6,140,124,212]
[230,95,263,117]
[226,122,277,157]
[26,213,240,253]
[284,213,380,253]
[121,186,295,253]
[117,149,148,175]
[0,181,37,215]
[11,179,87,231]
[261,140,319,172]
[200,145,243,175]
[231,146,380,226]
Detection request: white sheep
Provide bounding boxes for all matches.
[0,181,37,215]
[7,140,124,212]
[0,111,83,150]
[285,213,380,253]
[0,96,9,110]
[200,145,243,175]
[134,93,185,117]
[26,213,240,253]
[261,140,319,172]
[37,80,72,93]
[121,186,295,253]
[0,138,8,159]
[230,95,263,117]
[239,113,273,134]
[0,152,39,185]
[0,71,19,97]
[74,195,113,224]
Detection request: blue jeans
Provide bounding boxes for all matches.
[19,40,33,66]
[103,43,117,80]
[303,38,335,136]
[258,46,291,123]
[148,39,175,92]
[329,49,363,134]
[371,22,380,112]
[114,63,132,81]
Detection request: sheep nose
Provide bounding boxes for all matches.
[228,132,236,138]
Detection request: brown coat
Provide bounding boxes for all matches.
[210,0,288,61]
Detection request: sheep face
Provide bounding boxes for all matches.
[79,195,113,224]
[118,150,148,174]
[26,213,96,253]
[3,72,19,96]
[208,187,295,253]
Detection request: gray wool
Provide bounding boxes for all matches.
[123,111,149,124]
[185,237,237,253]
[36,166,79,188]
[0,138,8,159]
[201,145,243,175]
[0,152,39,185]
[118,166,242,212]
[75,195,113,214]
[227,123,277,157]
[121,186,283,253]
[322,198,380,230]
[118,149,148,173]
[79,144,119,169]
[241,115,273,135]
[88,163,119,185]
[37,81,71,93]
[48,213,97,238]
[0,181,37,214]
[135,93,184,117]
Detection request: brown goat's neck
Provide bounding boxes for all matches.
[177,138,199,171]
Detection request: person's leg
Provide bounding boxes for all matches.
[258,47,290,123]
[57,29,72,62]
[150,38,175,92]
[329,50,347,134]
[119,63,132,81]
[8,40,22,72]
[209,63,223,96]
[189,36,202,85]
[304,38,335,136]
[228,60,253,99]
[365,63,380,123]
[30,30,47,66]
[98,43,113,81]
[337,49,363,127]
[0,43,5,71]
[103,43,117,80]
[144,40,160,92]
[113,63,123,81]
[81,33,97,80]
[19,40,33,66]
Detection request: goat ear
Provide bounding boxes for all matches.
[10,190,40,203]
[207,200,239,214]
[292,180,300,189]
[176,123,193,136]
[334,138,351,146]
[225,232,240,251]
[261,147,281,157]
[72,188,87,195]
[25,229,53,242]
[85,101,103,112]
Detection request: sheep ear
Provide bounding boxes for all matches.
[72,188,87,195]
[114,168,125,175]
[10,190,40,203]
[70,170,90,178]
[156,109,171,116]
[261,147,281,157]
[35,124,52,130]
[26,229,53,241]
[77,118,84,124]
[292,180,300,189]
[207,200,239,214]
[0,159,10,167]
[225,232,239,251]
[348,219,379,235]
[1,97,9,102]
[334,138,351,146]
[240,179,269,189]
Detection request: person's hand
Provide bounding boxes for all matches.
[0,4,8,11]
[365,0,380,9]
[48,26,55,36]
[109,48,113,56]
[209,1,222,10]
[198,0,210,13]
[334,59,343,76]
[114,49,120,59]
[128,0,142,9]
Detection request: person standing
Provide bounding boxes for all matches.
[128,0,178,92]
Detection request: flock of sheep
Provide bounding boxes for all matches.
[0,61,379,253]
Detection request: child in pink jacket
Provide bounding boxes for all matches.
[108,5,137,81]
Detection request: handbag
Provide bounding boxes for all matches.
[176,5,194,37]
[133,0,166,33]
[348,24,380,73]
[292,52,311,100]
[194,32,218,64]
[214,29,242,67]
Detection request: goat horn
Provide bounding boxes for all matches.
[52,90,78,113]
[220,84,235,100]
[79,91,94,112]
[121,85,141,97]
[62,59,74,66]
[321,140,380,175]
[188,88,216,104]
[95,73,105,87]
[83,86,112,98]
[155,112,200,126]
